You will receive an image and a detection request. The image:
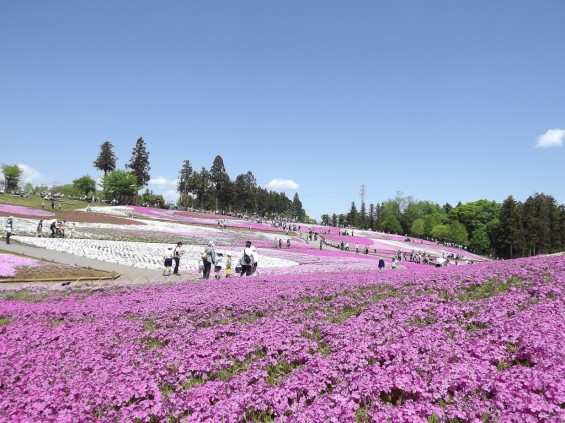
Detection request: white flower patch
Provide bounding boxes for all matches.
[14,237,299,271]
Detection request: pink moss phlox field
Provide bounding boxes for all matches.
[1,256,565,421]
[0,254,41,277]
[0,204,55,218]
[322,234,374,246]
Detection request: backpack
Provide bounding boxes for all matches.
[243,249,252,264]
[201,252,208,260]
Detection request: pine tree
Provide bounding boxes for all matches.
[292,193,304,221]
[93,141,117,176]
[210,155,228,212]
[127,137,151,187]
[359,202,367,229]
[348,202,358,227]
[495,195,523,258]
[177,160,193,207]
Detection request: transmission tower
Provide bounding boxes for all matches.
[360,184,366,204]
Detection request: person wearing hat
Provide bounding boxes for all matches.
[201,241,216,279]
[172,242,184,275]
[214,251,224,279]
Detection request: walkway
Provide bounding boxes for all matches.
[1,241,197,288]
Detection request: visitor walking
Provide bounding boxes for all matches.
[239,240,255,277]
[49,220,57,238]
[5,224,12,244]
[37,220,43,237]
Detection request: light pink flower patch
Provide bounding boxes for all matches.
[0,254,41,277]
[0,204,55,218]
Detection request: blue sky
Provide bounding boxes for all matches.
[1,1,564,220]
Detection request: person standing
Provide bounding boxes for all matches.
[249,245,258,275]
[225,254,233,278]
[5,224,12,244]
[214,252,224,279]
[202,241,216,279]
[239,240,255,277]
[378,257,385,270]
[163,247,173,276]
[172,242,184,275]
[37,220,43,237]
[49,220,57,238]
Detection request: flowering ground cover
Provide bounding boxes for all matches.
[0,254,41,277]
[1,255,564,422]
[0,204,55,218]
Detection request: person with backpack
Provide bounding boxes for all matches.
[201,241,216,279]
[239,240,255,277]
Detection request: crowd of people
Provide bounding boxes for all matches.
[162,239,259,279]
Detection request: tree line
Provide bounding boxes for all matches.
[2,138,307,220]
[320,192,565,259]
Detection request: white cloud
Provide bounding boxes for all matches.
[149,176,177,186]
[17,164,50,186]
[535,129,565,149]
[162,189,179,203]
[265,178,299,191]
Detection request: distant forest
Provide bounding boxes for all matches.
[320,192,565,260]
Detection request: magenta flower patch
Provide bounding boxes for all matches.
[1,255,564,421]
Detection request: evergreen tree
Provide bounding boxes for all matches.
[331,213,338,227]
[177,160,193,207]
[348,202,358,227]
[292,193,305,220]
[522,193,558,255]
[198,167,211,209]
[210,155,229,212]
[359,202,367,229]
[495,195,524,258]
[93,141,117,176]
[368,203,376,230]
[126,137,151,187]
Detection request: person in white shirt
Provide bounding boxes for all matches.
[163,247,173,276]
[239,241,255,277]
